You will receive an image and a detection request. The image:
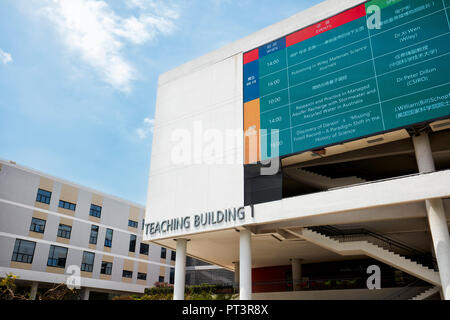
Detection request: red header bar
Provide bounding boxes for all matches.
[286,4,366,47]
[243,48,259,64]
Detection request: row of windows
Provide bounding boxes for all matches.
[128,234,149,255]
[160,247,176,261]
[29,217,115,249]
[58,200,76,211]
[121,270,147,280]
[28,216,151,257]
[30,218,72,240]
[12,239,149,280]
[36,189,143,228]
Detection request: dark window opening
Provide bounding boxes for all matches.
[90,204,102,218]
[12,239,36,264]
[140,243,149,255]
[59,200,76,211]
[36,189,52,204]
[47,245,68,268]
[30,218,46,234]
[101,261,112,275]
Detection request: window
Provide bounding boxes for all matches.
[141,219,145,231]
[129,234,136,252]
[122,270,133,278]
[89,225,99,245]
[29,217,46,234]
[36,189,52,204]
[128,220,138,228]
[101,261,112,275]
[104,228,113,248]
[89,204,102,218]
[169,268,175,284]
[160,247,167,259]
[57,224,72,239]
[59,200,76,211]
[137,273,147,281]
[81,251,95,272]
[11,239,36,264]
[47,245,68,268]
[171,251,176,261]
[158,276,164,283]
[139,243,149,255]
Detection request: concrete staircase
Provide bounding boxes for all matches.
[283,167,366,190]
[288,228,441,287]
[410,286,440,300]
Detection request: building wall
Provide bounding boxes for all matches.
[144,0,383,241]
[0,160,173,294]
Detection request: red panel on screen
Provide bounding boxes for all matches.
[243,48,259,64]
[286,4,367,47]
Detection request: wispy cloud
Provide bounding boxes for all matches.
[136,117,154,139]
[38,0,179,92]
[0,48,12,64]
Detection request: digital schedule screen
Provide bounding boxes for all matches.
[243,0,450,164]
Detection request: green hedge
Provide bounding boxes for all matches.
[144,284,235,296]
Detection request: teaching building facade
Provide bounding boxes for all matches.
[144,0,450,300]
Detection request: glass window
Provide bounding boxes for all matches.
[158,276,164,283]
[128,220,138,228]
[139,243,149,255]
[36,189,52,204]
[47,245,68,268]
[129,234,136,252]
[160,247,167,259]
[104,228,113,248]
[89,225,99,245]
[57,224,72,239]
[169,268,175,284]
[101,261,112,275]
[81,251,95,272]
[11,239,36,264]
[89,204,102,218]
[171,251,176,261]
[137,273,147,281]
[29,217,46,234]
[58,200,76,211]
[122,270,133,278]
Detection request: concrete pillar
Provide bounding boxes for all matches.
[291,259,302,291]
[81,288,90,300]
[173,238,187,300]
[239,229,252,300]
[413,132,450,300]
[233,261,240,289]
[30,282,38,300]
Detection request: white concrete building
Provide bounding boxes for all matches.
[144,0,450,300]
[0,159,178,299]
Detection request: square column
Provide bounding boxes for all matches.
[291,259,302,291]
[80,288,90,300]
[173,238,188,300]
[239,229,252,300]
[30,282,38,300]
[413,132,450,300]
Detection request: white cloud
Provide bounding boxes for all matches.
[0,48,12,64]
[39,0,179,92]
[136,117,154,139]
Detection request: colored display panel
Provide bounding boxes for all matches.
[243,0,450,164]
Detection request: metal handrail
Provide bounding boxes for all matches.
[382,279,430,300]
[310,225,436,267]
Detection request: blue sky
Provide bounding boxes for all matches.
[0,0,322,205]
